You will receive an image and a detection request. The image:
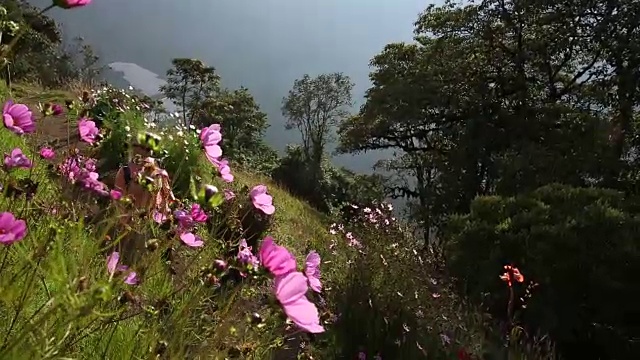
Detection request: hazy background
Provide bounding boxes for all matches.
[33,0,430,172]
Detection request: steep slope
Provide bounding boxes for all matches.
[0,82,343,358]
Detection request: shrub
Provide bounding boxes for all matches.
[317,202,493,359]
[272,144,385,214]
[444,184,640,359]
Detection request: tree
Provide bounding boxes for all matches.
[67,36,103,86]
[338,1,639,358]
[160,58,220,127]
[195,87,270,160]
[339,0,622,226]
[281,73,354,170]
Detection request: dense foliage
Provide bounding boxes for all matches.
[337,0,640,358]
[0,0,103,87]
[445,185,640,358]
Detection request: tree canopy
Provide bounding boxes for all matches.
[338,0,640,357]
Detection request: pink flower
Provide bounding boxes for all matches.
[180,232,204,247]
[123,272,139,285]
[190,204,208,223]
[110,189,122,200]
[0,212,27,245]
[39,147,55,160]
[106,251,119,275]
[250,184,275,215]
[200,124,223,161]
[52,0,91,9]
[51,104,63,115]
[259,236,296,276]
[274,271,324,333]
[4,148,33,170]
[304,251,322,293]
[152,211,167,224]
[3,100,35,135]
[106,251,139,285]
[43,103,64,116]
[80,171,109,196]
[224,189,236,200]
[211,157,234,183]
[213,259,228,270]
[173,209,196,231]
[237,239,260,268]
[78,118,99,144]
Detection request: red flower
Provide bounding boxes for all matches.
[500,264,524,287]
[457,348,472,360]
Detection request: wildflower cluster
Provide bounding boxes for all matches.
[90,85,155,115]
[0,99,37,246]
[1,88,326,338]
[329,201,399,251]
[58,151,108,196]
[0,0,336,357]
[171,203,209,248]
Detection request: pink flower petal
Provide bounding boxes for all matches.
[106,252,119,276]
[259,237,296,276]
[275,272,324,333]
[305,251,322,293]
[124,271,139,285]
[180,232,204,247]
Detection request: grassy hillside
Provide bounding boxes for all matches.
[3,83,331,249]
[0,82,339,358]
[0,82,555,360]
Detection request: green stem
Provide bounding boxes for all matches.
[100,323,118,359]
[0,246,10,275]
[2,260,41,347]
[0,303,62,357]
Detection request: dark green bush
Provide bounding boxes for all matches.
[444,184,640,359]
[271,144,385,214]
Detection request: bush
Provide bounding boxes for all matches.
[444,184,640,359]
[91,87,149,174]
[272,144,385,214]
[314,201,541,359]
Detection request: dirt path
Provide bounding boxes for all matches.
[36,114,81,151]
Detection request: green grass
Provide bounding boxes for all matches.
[8,82,72,105]
[233,168,333,253]
[0,82,346,359]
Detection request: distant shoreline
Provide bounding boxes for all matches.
[108,62,177,112]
